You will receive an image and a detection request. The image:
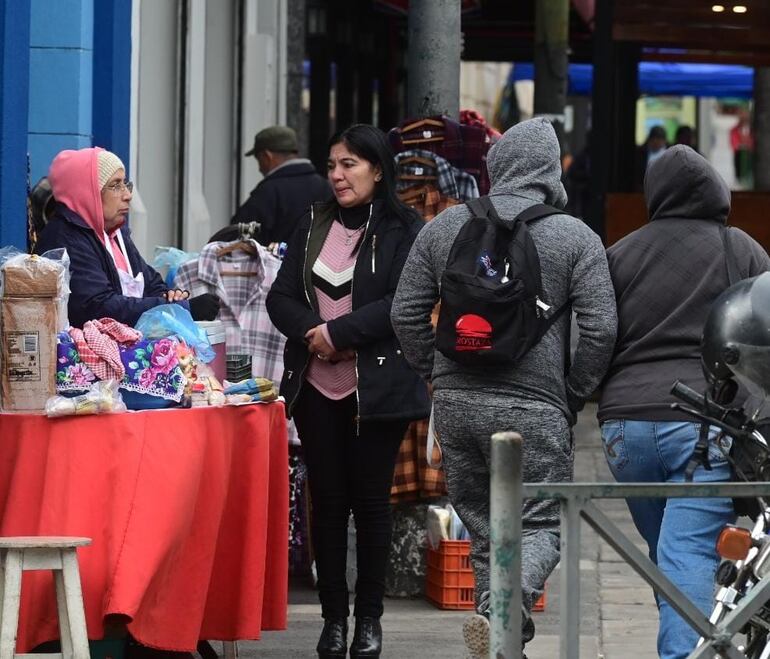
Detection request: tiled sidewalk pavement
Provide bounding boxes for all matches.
[236,403,660,658]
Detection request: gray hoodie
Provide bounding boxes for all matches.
[598,145,770,422]
[391,118,618,420]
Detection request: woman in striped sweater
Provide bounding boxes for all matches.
[267,124,430,658]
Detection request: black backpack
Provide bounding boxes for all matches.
[435,197,569,367]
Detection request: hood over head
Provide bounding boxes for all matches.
[486,117,567,209]
[645,144,730,223]
[48,147,113,243]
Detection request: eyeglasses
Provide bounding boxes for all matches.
[104,180,134,194]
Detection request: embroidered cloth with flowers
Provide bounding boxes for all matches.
[57,317,186,407]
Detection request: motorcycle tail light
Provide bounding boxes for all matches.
[717,526,753,560]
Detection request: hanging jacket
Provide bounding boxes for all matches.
[266,199,430,422]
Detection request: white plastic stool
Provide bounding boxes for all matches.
[0,536,91,659]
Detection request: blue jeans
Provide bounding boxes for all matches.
[600,420,735,659]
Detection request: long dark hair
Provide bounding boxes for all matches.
[328,124,420,227]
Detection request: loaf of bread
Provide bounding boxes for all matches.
[1,254,64,297]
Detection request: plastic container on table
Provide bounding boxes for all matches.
[195,320,226,383]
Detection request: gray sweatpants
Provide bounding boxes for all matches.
[433,390,573,618]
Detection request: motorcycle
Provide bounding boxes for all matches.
[671,380,770,658]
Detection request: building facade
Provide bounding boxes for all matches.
[0,0,289,255]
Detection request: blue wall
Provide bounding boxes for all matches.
[28,0,94,185]
[92,0,132,169]
[0,0,32,249]
[0,0,132,250]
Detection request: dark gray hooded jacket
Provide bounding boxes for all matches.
[598,144,770,422]
[391,118,618,420]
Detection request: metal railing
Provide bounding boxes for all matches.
[488,431,770,659]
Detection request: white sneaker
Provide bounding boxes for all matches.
[463,614,489,659]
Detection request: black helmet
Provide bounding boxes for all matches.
[701,272,770,399]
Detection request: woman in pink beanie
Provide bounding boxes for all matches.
[35,147,219,327]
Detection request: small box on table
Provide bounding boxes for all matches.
[0,297,58,411]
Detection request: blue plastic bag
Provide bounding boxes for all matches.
[152,246,198,289]
[135,304,215,363]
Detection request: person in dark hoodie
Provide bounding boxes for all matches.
[232,125,331,247]
[598,145,770,659]
[35,147,220,328]
[391,117,618,658]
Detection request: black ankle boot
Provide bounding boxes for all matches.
[349,617,382,658]
[316,618,348,658]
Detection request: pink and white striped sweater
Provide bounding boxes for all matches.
[305,220,365,399]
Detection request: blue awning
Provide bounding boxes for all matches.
[510,62,754,98]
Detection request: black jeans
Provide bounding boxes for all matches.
[293,383,406,619]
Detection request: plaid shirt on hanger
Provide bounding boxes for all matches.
[398,183,461,221]
[451,167,480,201]
[174,241,298,444]
[173,241,284,385]
[395,150,460,199]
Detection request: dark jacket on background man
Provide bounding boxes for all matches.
[265,199,430,422]
[598,145,770,422]
[35,203,176,328]
[231,159,331,246]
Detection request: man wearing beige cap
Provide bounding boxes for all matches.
[232,125,330,247]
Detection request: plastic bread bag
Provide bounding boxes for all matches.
[0,248,71,330]
[426,505,451,549]
[39,248,71,331]
[45,379,127,417]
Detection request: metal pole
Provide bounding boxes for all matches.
[559,498,581,659]
[534,0,569,150]
[755,67,770,191]
[407,0,460,119]
[490,432,523,658]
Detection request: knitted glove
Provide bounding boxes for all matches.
[189,293,221,321]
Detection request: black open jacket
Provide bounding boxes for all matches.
[266,199,430,422]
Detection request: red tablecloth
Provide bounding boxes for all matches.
[0,403,288,652]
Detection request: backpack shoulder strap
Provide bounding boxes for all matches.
[465,197,488,219]
[466,197,510,232]
[465,198,562,229]
[720,225,740,286]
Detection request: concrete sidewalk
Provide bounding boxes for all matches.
[236,403,660,658]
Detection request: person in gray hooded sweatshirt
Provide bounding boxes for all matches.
[391,118,617,657]
[598,145,769,659]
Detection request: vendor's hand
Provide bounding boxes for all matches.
[328,349,356,363]
[305,325,336,360]
[164,289,190,303]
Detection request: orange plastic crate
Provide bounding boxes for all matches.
[425,540,547,612]
[426,539,472,571]
[425,540,475,610]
